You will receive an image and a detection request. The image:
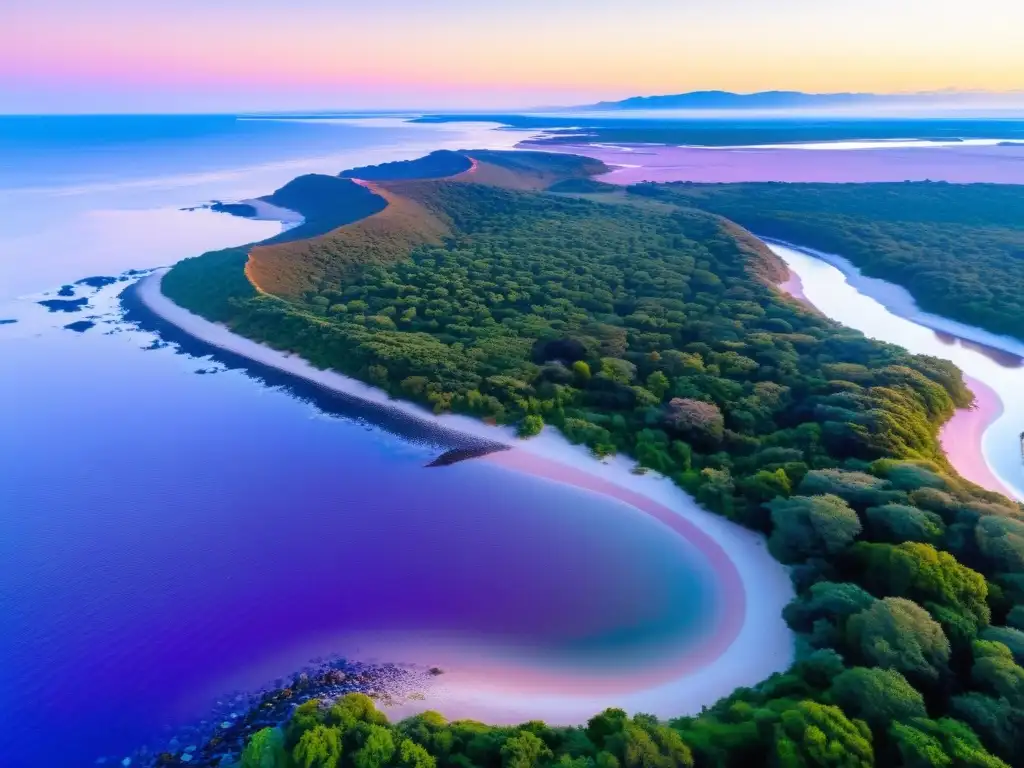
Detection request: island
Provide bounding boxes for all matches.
[148,149,1022,768]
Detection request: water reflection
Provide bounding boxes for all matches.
[933,330,1024,369]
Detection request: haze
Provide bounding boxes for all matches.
[3,0,1023,113]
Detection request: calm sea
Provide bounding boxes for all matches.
[0,116,724,766]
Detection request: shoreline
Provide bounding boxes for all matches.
[939,376,1012,497]
[761,238,1024,362]
[134,268,795,722]
[777,267,815,310]
[765,239,1022,501]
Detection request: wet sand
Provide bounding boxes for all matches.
[940,377,1014,496]
[777,268,815,309]
[136,268,795,721]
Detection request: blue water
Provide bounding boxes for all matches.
[0,117,724,766]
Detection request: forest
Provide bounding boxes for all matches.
[163,159,1024,767]
[629,182,1024,342]
[341,150,473,181]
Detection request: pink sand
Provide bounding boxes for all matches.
[777,269,815,309]
[940,377,1012,496]
[774,267,1011,496]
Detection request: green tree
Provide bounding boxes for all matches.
[865,504,945,544]
[502,731,553,768]
[980,626,1024,665]
[242,728,287,768]
[798,470,901,509]
[949,693,1023,762]
[646,371,670,400]
[773,700,873,768]
[976,517,1024,573]
[784,582,877,633]
[890,717,1009,768]
[293,725,342,768]
[971,640,1024,705]
[829,667,927,730]
[853,542,990,626]
[847,597,951,684]
[519,414,544,437]
[396,738,437,768]
[353,724,396,768]
[768,495,862,564]
[588,708,629,749]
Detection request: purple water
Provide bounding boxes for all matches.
[523,140,1024,184]
[0,117,721,767]
[0,287,719,764]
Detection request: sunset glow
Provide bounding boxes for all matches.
[4,0,1023,112]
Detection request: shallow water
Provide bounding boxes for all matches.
[0,117,733,766]
[770,242,1024,502]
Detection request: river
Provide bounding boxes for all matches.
[769,241,1024,503]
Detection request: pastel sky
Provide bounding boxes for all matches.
[3,0,1023,112]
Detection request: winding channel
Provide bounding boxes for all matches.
[769,240,1024,503]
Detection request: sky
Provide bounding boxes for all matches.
[2,0,1023,113]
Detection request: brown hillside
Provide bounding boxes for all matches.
[246,180,449,299]
[245,152,610,299]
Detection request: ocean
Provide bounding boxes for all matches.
[0,116,730,766]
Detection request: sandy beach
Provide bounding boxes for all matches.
[767,240,1024,501]
[135,268,794,721]
[940,377,1014,497]
[777,268,816,310]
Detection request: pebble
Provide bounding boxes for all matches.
[180,755,193,764]
[122,759,132,767]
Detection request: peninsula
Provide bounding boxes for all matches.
[149,148,1023,768]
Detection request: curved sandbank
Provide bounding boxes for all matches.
[517,140,1024,185]
[136,268,794,722]
[940,377,1008,495]
[767,240,1024,502]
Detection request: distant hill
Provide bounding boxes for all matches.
[259,174,387,243]
[340,150,472,181]
[582,90,882,111]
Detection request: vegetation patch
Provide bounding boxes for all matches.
[341,150,473,181]
[164,153,1024,766]
[632,182,1024,342]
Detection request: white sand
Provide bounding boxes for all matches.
[137,269,795,721]
[763,238,1024,359]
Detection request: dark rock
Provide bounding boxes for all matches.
[77,275,119,289]
[64,320,96,333]
[58,284,75,296]
[210,201,258,218]
[38,297,89,313]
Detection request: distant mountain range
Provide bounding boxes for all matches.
[576,90,1023,112]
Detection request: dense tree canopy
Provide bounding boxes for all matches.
[167,155,1024,766]
[630,182,1024,342]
